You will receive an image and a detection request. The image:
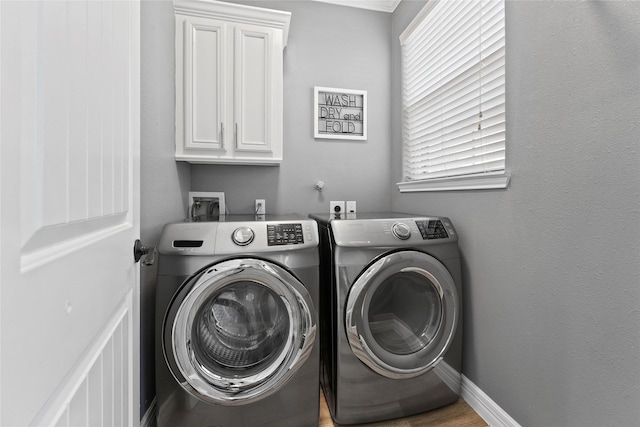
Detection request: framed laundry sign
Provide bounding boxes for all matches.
[314,87,367,140]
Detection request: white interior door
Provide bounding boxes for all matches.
[0,1,140,426]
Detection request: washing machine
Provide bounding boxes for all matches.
[310,212,462,425]
[155,215,320,427]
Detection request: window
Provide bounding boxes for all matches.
[398,0,508,192]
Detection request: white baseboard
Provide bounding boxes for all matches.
[461,375,522,427]
[141,398,157,427]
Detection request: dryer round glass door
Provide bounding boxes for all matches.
[345,250,458,379]
[163,258,316,405]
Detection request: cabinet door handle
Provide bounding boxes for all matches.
[235,123,238,146]
[220,122,225,148]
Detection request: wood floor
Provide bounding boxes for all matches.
[318,392,488,427]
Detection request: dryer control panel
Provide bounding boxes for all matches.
[328,215,457,248]
[416,220,449,240]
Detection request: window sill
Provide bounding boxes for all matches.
[397,173,511,193]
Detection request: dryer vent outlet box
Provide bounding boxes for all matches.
[330,201,345,214]
[189,192,225,219]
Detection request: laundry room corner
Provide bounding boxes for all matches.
[139,0,397,422]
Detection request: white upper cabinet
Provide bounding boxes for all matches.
[174,0,291,165]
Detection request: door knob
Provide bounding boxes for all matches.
[133,239,156,266]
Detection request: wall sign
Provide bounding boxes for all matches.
[314,87,367,140]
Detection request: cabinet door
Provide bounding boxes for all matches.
[233,23,283,160]
[177,16,226,156]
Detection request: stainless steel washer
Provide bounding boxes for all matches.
[155,215,320,427]
[310,212,463,425]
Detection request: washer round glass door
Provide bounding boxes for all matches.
[163,258,316,405]
[345,250,458,379]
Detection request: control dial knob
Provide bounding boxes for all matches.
[391,222,411,240]
[232,227,255,246]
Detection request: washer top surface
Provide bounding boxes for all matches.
[309,212,457,247]
[191,213,307,223]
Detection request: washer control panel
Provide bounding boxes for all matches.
[267,223,305,246]
[416,219,449,240]
[159,218,319,255]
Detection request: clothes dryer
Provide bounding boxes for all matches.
[310,212,462,425]
[155,215,320,427]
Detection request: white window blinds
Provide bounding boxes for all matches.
[400,0,506,185]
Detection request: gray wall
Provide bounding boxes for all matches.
[391,1,640,426]
[191,0,392,215]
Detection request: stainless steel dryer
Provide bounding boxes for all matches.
[155,215,320,427]
[310,212,462,425]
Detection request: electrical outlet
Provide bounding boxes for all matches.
[330,201,345,214]
[346,201,357,213]
[255,199,266,215]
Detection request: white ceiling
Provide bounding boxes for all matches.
[310,0,402,13]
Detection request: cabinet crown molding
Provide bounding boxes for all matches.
[173,0,291,46]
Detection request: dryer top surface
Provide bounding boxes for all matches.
[309,211,417,225]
